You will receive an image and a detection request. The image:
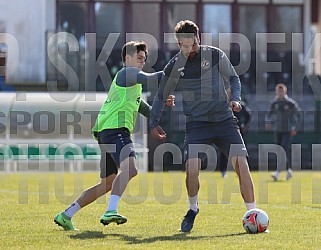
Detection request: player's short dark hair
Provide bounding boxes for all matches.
[174,20,199,41]
[121,41,147,63]
[276,83,287,91]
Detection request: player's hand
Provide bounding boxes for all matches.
[151,125,166,141]
[290,129,297,136]
[165,95,175,107]
[265,123,272,131]
[230,101,242,112]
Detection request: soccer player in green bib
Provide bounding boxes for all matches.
[54,41,174,230]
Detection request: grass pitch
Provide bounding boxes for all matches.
[1,171,321,249]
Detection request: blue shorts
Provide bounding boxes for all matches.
[183,117,248,168]
[96,128,136,178]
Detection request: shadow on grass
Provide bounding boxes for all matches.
[108,231,247,244]
[214,232,247,238]
[69,230,247,243]
[69,231,106,240]
[109,232,207,244]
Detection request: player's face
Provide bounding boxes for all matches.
[178,37,200,59]
[135,51,147,69]
[125,51,146,70]
[276,87,286,99]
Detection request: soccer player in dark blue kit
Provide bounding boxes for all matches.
[150,20,257,232]
[265,83,302,181]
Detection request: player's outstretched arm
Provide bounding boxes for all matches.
[149,73,176,140]
[117,67,163,87]
[138,96,175,119]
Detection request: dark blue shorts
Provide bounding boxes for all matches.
[96,128,136,178]
[183,117,248,167]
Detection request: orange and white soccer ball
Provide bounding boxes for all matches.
[242,208,269,234]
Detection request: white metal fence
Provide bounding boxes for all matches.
[0,92,148,173]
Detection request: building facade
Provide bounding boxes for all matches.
[0,0,319,90]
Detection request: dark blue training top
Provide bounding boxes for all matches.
[116,67,162,87]
[150,45,241,128]
[266,95,302,132]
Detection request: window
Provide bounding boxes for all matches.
[203,4,231,46]
[166,4,197,50]
[238,5,267,50]
[131,3,160,49]
[271,5,302,51]
[57,2,87,40]
[95,2,125,49]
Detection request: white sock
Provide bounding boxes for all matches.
[107,195,120,212]
[245,202,256,211]
[188,195,199,212]
[64,202,81,218]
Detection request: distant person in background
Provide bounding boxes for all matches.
[265,83,302,181]
[217,95,252,177]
